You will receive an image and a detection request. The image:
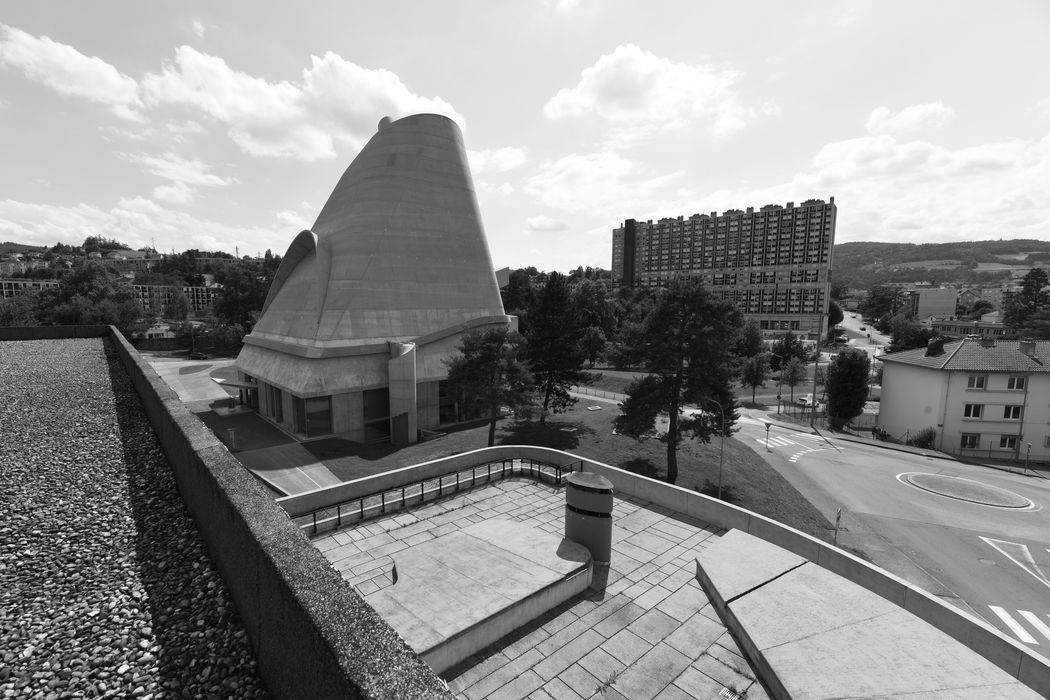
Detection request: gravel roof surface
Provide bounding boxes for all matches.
[0,338,268,699]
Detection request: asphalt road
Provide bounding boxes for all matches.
[735,408,1050,652]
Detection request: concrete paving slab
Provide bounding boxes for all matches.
[695,528,805,604]
[366,519,591,674]
[699,529,1045,699]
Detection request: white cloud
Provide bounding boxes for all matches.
[275,208,311,231]
[544,44,767,143]
[525,150,689,214]
[468,147,527,174]
[476,181,515,196]
[542,0,581,14]
[152,181,194,204]
[0,196,287,255]
[526,215,568,232]
[697,130,1050,246]
[192,21,206,39]
[865,101,956,136]
[167,120,204,134]
[120,151,233,187]
[1036,97,1050,119]
[141,46,464,160]
[0,24,143,120]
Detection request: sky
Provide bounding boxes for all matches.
[1,1,1049,273]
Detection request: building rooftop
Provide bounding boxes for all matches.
[312,479,765,699]
[879,337,1050,372]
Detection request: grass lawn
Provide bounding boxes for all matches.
[333,395,835,543]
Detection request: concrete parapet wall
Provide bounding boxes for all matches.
[283,444,1050,693]
[95,326,451,700]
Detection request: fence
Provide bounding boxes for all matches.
[298,458,580,534]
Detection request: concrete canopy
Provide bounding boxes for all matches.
[238,113,510,397]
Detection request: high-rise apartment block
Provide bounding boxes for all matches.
[612,197,836,340]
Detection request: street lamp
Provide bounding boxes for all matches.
[1025,442,1032,475]
[704,397,727,501]
[771,352,788,414]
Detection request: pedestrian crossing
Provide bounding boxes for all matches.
[988,605,1050,645]
[754,432,837,463]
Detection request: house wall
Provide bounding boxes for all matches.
[417,380,440,430]
[878,362,944,441]
[944,371,1050,460]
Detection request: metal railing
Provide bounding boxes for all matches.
[300,458,582,535]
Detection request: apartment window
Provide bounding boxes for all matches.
[963,404,983,418]
[999,435,1018,450]
[967,375,986,389]
[1007,376,1026,390]
[1045,436,1050,448]
[960,434,980,449]
[1003,405,1023,420]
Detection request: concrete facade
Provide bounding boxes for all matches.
[237,114,511,443]
[611,198,835,341]
[878,338,1050,460]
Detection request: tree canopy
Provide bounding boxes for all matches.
[825,348,871,429]
[445,326,532,446]
[614,280,741,485]
[525,272,591,424]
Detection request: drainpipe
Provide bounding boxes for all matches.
[938,370,952,452]
[1018,374,1030,461]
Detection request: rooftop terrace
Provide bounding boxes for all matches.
[313,479,764,699]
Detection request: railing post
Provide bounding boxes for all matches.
[421,481,425,502]
[337,504,341,527]
[401,486,405,508]
[487,462,491,481]
[381,491,385,513]
[359,498,364,519]
[312,511,317,534]
[472,466,476,486]
[456,471,460,490]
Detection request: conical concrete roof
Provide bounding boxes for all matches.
[249,113,506,351]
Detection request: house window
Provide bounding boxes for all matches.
[960,434,980,449]
[967,375,986,389]
[963,404,983,418]
[1045,436,1050,448]
[1007,376,1026,390]
[1000,435,1018,450]
[1003,405,1023,420]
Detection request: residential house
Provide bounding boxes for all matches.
[878,337,1050,462]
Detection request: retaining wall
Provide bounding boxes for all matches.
[0,326,451,700]
[282,444,1050,694]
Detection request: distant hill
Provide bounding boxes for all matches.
[0,241,47,255]
[831,239,1050,290]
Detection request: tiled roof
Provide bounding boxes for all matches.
[879,338,1050,372]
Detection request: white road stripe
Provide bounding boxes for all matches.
[1019,610,1050,642]
[989,605,1038,644]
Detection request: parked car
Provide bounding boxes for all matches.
[859,326,867,331]
[189,351,209,360]
[797,394,815,407]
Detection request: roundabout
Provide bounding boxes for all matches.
[898,472,1037,510]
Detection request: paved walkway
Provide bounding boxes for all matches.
[312,479,767,699]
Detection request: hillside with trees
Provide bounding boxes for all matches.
[830,239,1050,291]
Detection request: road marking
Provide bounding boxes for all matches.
[789,447,836,463]
[988,605,1038,644]
[1019,610,1050,642]
[980,537,1050,589]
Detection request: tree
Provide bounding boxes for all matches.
[770,331,807,372]
[827,300,844,329]
[35,262,144,336]
[825,348,871,430]
[736,320,764,358]
[0,291,41,327]
[525,272,590,424]
[888,316,937,353]
[860,285,902,321]
[781,356,806,401]
[614,280,741,485]
[579,325,607,366]
[213,265,267,331]
[740,354,769,405]
[1003,268,1050,330]
[445,326,532,446]
[165,291,191,321]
